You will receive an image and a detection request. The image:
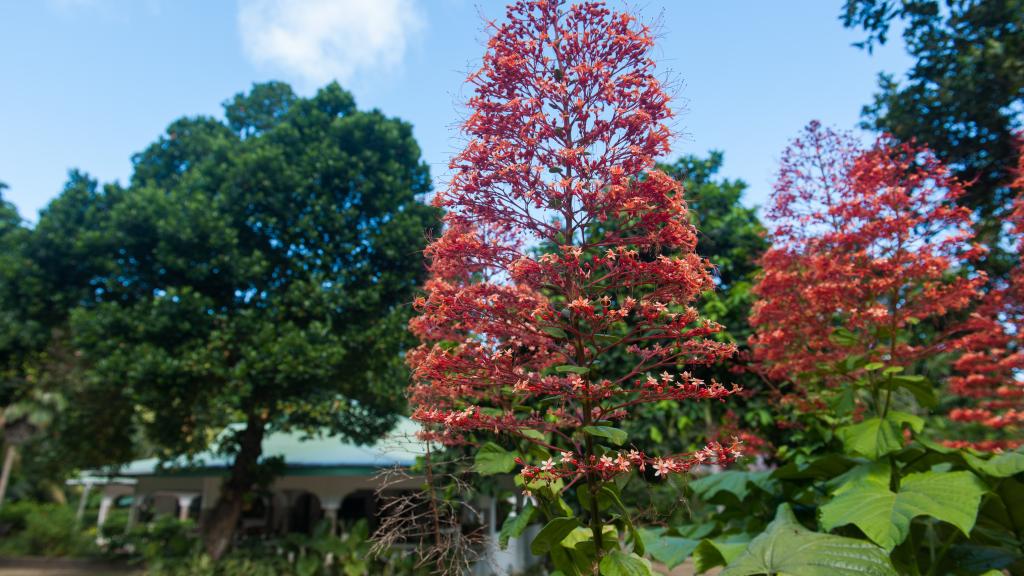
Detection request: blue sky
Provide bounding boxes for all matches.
[0,0,911,222]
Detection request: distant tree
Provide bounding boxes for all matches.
[0,181,39,400]
[66,81,436,557]
[841,0,1024,275]
[0,175,137,505]
[658,152,766,344]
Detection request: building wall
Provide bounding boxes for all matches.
[116,471,538,575]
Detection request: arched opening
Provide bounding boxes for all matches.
[338,490,376,530]
[287,492,322,535]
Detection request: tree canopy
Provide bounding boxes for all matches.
[4,81,437,555]
[842,0,1024,274]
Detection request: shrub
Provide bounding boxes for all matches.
[0,500,96,557]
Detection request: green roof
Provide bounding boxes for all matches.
[113,418,426,477]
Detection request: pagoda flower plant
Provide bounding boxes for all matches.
[406,1,741,573]
[647,123,1024,576]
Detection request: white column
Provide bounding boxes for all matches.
[97,494,115,529]
[75,482,93,524]
[177,494,198,522]
[320,498,342,536]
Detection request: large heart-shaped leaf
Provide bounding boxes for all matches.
[692,536,752,573]
[531,517,580,555]
[690,470,774,501]
[964,449,1024,478]
[827,460,891,496]
[639,529,699,570]
[721,504,896,576]
[836,412,922,460]
[474,442,517,475]
[888,374,937,408]
[820,470,986,551]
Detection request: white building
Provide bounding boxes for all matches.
[73,419,538,575]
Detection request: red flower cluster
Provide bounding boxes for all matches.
[750,122,983,383]
[947,148,1024,448]
[517,442,741,493]
[408,0,740,483]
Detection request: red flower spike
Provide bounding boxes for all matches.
[750,122,983,385]
[946,144,1024,449]
[408,0,739,483]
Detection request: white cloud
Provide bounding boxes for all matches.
[237,0,425,87]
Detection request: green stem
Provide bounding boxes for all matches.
[924,522,960,576]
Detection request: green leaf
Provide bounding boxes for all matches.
[673,523,715,540]
[830,328,859,346]
[837,418,901,460]
[474,442,516,475]
[531,518,580,555]
[520,428,546,442]
[820,470,987,551]
[598,550,652,576]
[543,326,568,338]
[549,545,582,576]
[831,385,857,416]
[889,375,937,408]
[864,362,885,371]
[296,556,320,576]
[595,333,619,344]
[836,413,922,460]
[599,484,644,556]
[964,449,1024,478]
[948,544,1019,574]
[562,525,617,551]
[916,437,959,455]
[693,537,751,573]
[721,504,896,576]
[499,503,536,549]
[827,460,891,496]
[640,529,698,570]
[582,425,627,446]
[556,365,589,374]
[690,470,774,501]
[773,453,855,480]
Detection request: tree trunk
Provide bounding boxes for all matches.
[200,412,265,560]
[0,445,16,509]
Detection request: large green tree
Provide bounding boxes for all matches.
[0,176,117,506]
[64,82,436,557]
[21,174,138,482]
[841,0,1024,274]
[0,182,32,403]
